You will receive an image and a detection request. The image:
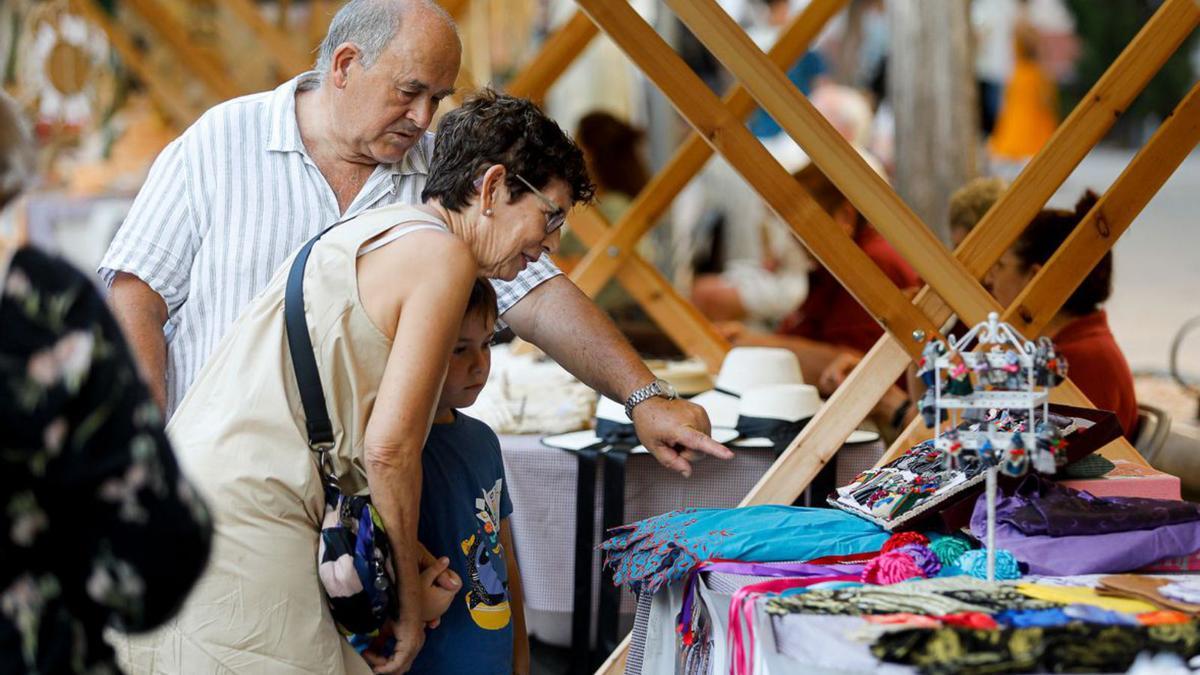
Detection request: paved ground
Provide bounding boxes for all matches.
[1045,146,1200,382]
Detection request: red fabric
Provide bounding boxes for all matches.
[881,531,930,553]
[777,228,920,354]
[938,612,999,630]
[804,550,881,565]
[1052,311,1138,440]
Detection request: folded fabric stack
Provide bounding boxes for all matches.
[971,476,1200,576]
[605,504,1200,675]
[600,505,890,595]
[765,575,1200,674]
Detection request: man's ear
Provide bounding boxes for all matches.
[329,43,360,89]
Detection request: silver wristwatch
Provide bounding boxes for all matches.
[624,378,679,419]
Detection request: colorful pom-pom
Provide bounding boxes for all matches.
[862,550,925,585]
[958,549,1021,580]
[897,544,942,578]
[881,531,930,553]
[929,535,972,567]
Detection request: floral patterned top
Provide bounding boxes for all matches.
[0,246,212,674]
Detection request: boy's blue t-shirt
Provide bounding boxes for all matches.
[408,411,514,675]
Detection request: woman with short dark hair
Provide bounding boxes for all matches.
[119,90,594,674]
[984,191,1138,438]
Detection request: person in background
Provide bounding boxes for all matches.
[984,191,1138,438]
[745,0,829,140]
[723,163,919,387]
[0,92,212,675]
[563,111,681,354]
[819,175,1010,435]
[691,86,879,328]
[972,0,1019,137]
[949,176,1009,249]
[574,111,649,226]
[987,0,1059,165]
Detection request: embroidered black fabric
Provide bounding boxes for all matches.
[765,585,1058,618]
[872,621,1200,674]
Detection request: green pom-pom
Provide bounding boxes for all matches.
[929,535,972,567]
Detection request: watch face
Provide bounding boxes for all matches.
[656,378,678,399]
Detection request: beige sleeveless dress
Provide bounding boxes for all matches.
[112,204,450,674]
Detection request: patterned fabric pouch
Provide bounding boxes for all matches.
[317,485,397,636]
[286,229,397,636]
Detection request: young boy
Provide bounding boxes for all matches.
[408,279,529,675]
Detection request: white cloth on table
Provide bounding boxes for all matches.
[463,345,597,435]
[631,568,910,675]
[1160,579,1200,605]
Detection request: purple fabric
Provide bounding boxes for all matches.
[971,490,1200,575]
[677,561,865,642]
[1002,476,1200,536]
[896,544,942,577]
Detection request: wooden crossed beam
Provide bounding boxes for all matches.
[666,0,1199,468]
[68,0,203,130]
[440,4,720,367]
[879,74,1200,466]
[567,0,847,301]
[118,0,242,102]
[75,0,312,130]
[877,0,1200,463]
[584,0,1199,671]
[459,1,858,368]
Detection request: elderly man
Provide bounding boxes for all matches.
[101,0,729,477]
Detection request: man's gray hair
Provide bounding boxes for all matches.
[0,92,34,210]
[314,0,454,77]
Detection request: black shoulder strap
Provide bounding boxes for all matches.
[284,228,336,450]
[283,216,447,454]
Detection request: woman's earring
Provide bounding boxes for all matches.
[483,208,494,217]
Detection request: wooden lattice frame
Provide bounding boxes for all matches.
[70,2,1200,671]
[566,1,1198,671]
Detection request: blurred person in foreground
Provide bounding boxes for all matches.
[0,92,212,675]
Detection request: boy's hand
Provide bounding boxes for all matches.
[419,556,460,626]
[419,543,461,593]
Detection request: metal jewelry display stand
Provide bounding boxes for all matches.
[921,312,1067,581]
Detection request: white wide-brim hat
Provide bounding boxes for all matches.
[729,384,882,448]
[690,347,804,429]
[542,396,738,454]
[731,384,821,448]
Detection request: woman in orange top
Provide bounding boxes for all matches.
[988,4,1059,163]
[984,191,1139,438]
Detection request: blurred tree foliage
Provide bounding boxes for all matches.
[1064,0,1197,145]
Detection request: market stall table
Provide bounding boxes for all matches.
[497,432,886,649]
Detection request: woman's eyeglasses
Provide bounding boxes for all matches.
[472,173,567,235]
[512,174,566,235]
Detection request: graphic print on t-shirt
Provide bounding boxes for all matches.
[460,478,511,630]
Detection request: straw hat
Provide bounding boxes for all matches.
[732,384,821,448]
[690,347,804,429]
